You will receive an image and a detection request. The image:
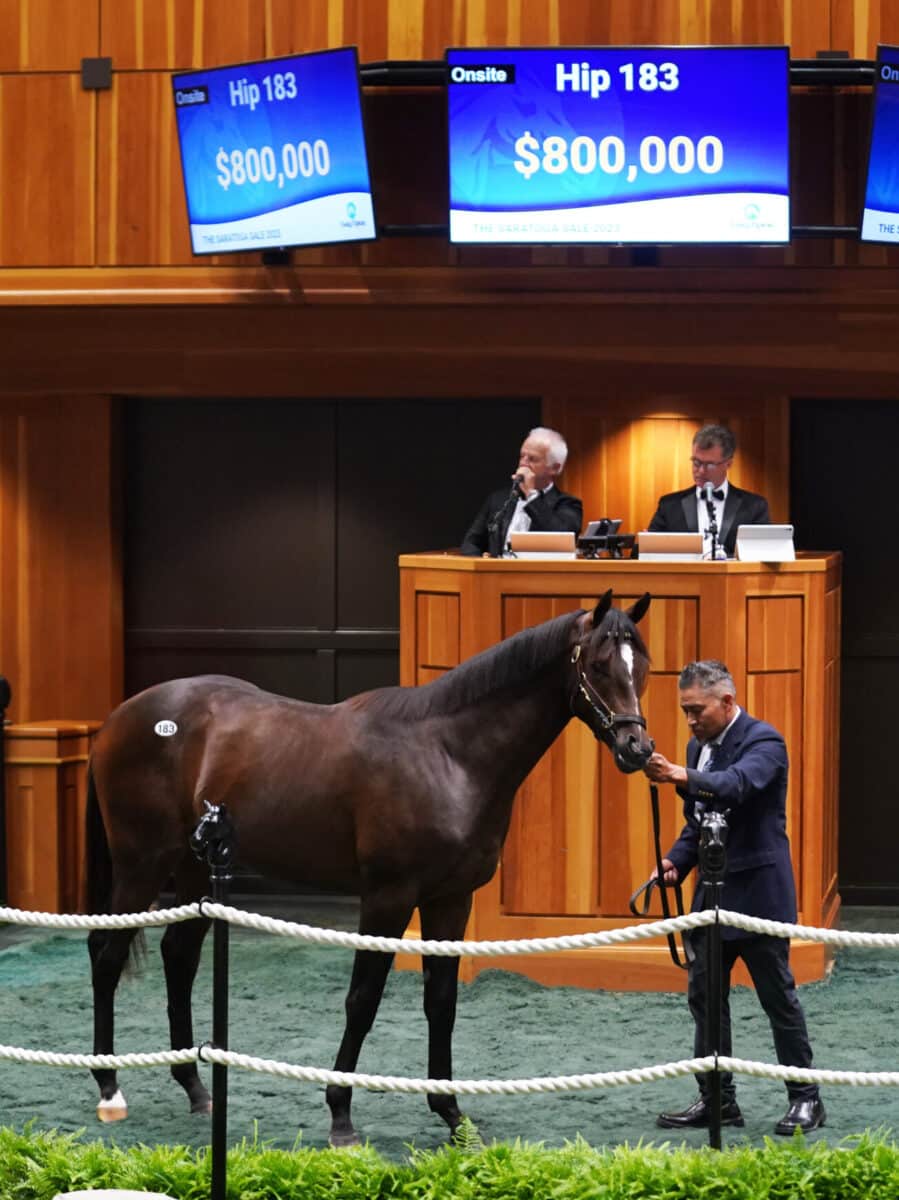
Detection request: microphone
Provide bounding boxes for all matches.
[702,481,716,505]
[510,473,525,497]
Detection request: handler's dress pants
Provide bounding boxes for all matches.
[686,930,819,1103]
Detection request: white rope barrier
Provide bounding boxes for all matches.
[3,901,899,952]
[2,900,898,1099]
[2,1036,899,1093]
[200,1049,719,1093]
[202,1049,899,1093]
[0,1044,197,1070]
[200,903,716,955]
[0,905,199,930]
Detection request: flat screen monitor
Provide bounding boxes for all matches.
[446,45,790,244]
[172,47,376,254]
[860,45,899,243]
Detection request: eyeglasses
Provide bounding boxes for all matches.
[690,457,730,470]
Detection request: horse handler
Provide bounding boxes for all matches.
[643,659,826,1135]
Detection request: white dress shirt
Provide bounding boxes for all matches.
[696,706,742,771]
[506,482,556,542]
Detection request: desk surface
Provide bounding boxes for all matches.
[400,550,841,575]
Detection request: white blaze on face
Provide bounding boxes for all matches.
[620,641,635,686]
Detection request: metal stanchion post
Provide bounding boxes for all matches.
[191,802,236,1200]
[698,809,728,1151]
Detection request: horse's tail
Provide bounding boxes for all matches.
[83,757,147,967]
[83,759,111,916]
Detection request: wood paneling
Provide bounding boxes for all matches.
[101,0,266,71]
[0,0,99,71]
[500,594,597,916]
[558,0,827,54]
[543,394,790,541]
[0,398,121,724]
[4,721,99,913]
[0,0,890,277]
[0,0,846,72]
[640,596,698,673]
[747,595,804,672]
[415,592,460,669]
[266,0,337,57]
[832,0,899,58]
[746,669,803,881]
[3,287,899,404]
[97,73,192,266]
[0,75,95,266]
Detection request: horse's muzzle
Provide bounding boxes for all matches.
[613,730,655,775]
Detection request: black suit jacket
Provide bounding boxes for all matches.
[665,709,796,939]
[460,485,583,557]
[647,484,770,557]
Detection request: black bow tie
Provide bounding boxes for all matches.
[699,489,725,502]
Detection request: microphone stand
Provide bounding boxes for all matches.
[487,484,522,558]
[704,493,720,562]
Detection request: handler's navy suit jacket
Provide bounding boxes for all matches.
[665,709,797,939]
[647,484,770,557]
[460,486,582,557]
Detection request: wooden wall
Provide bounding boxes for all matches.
[0,397,120,723]
[0,0,897,274]
[0,0,897,904]
[546,395,791,531]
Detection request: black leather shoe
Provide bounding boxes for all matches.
[774,1096,826,1135]
[657,1096,744,1129]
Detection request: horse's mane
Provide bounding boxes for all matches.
[368,609,586,721]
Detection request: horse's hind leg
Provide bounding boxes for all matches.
[419,894,474,1140]
[162,861,213,1113]
[89,926,138,1121]
[325,888,416,1148]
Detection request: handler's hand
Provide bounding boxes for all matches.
[643,751,688,785]
[650,856,680,885]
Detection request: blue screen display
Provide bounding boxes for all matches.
[861,46,899,243]
[446,46,790,244]
[172,47,375,254]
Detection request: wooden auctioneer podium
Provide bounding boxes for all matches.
[398,551,841,992]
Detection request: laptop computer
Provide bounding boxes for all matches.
[636,531,704,561]
[507,530,577,558]
[735,524,795,562]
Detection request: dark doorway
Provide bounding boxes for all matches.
[791,397,898,903]
[124,396,541,703]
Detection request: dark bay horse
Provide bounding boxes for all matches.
[85,590,652,1145]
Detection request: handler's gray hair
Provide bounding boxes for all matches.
[678,660,736,697]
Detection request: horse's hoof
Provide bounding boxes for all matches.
[97,1089,128,1122]
[190,1097,213,1115]
[329,1129,362,1149]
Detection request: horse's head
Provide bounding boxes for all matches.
[568,589,654,773]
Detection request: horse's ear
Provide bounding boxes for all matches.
[626,593,651,625]
[592,590,613,628]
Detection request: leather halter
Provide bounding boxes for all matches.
[569,640,647,748]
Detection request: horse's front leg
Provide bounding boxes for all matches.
[419,893,474,1140]
[325,889,416,1148]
